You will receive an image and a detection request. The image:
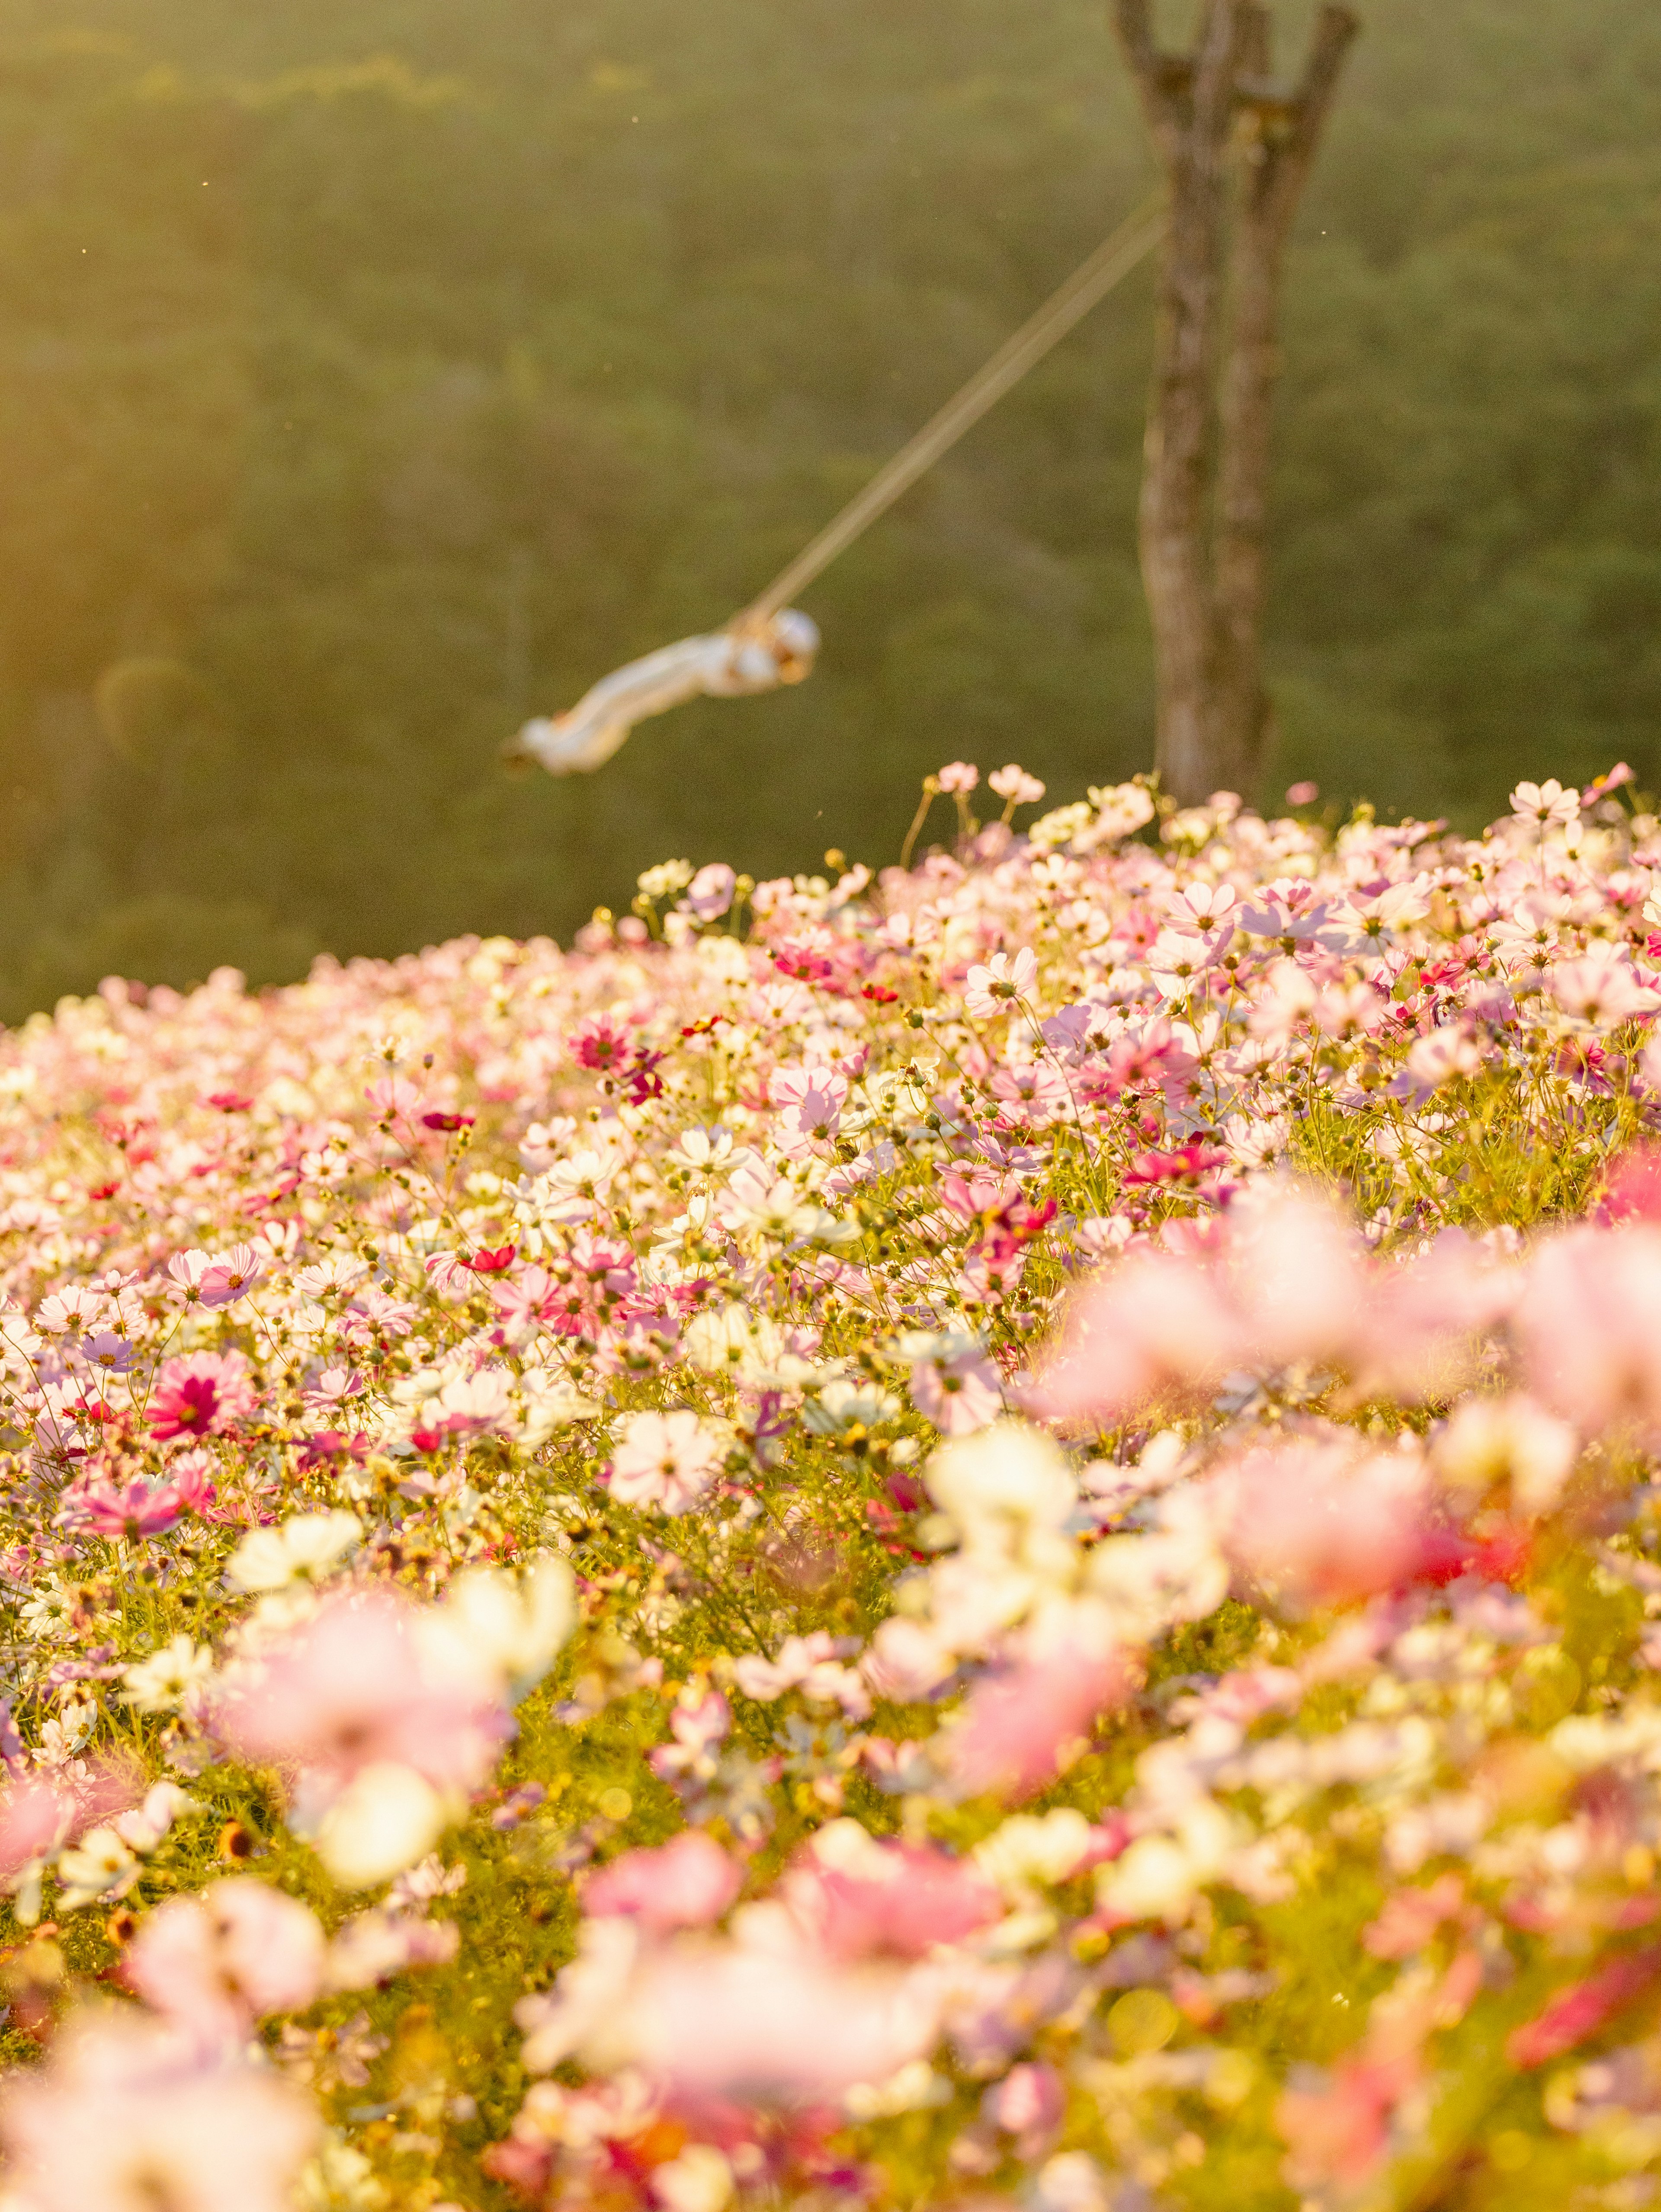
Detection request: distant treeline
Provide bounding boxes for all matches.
[0,0,1657,1012]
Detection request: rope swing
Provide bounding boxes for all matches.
[507,193,1166,777]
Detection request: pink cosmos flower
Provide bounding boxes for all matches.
[681,862,736,919]
[770,1063,848,1159]
[632,1939,943,2102]
[1595,1143,1661,1225]
[986,2060,1065,2142]
[125,1878,326,2045]
[909,1344,1004,1436]
[1549,949,1656,1028]
[82,1330,135,1376]
[164,1248,215,1301]
[0,1764,140,1889]
[569,1013,633,1072]
[988,764,1045,807]
[1278,2058,1405,2193]
[938,1637,1129,1801]
[780,1826,1002,1959]
[0,2009,317,2212]
[937,761,980,794]
[0,1777,77,1888]
[197,1244,266,1308]
[1392,1024,1482,1102]
[609,1410,723,1514]
[1514,1223,1661,1435]
[1029,1247,1243,1425]
[1510,776,1579,829]
[1506,1944,1661,2068]
[584,1830,743,1933]
[149,1350,256,1441]
[1206,1435,1430,1610]
[1220,1186,1374,1373]
[213,1587,510,1802]
[964,948,1038,1021]
[364,1076,420,1118]
[76,1475,189,1541]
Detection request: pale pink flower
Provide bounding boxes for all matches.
[937,1636,1129,1801]
[780,1822,1001,1959]
[125,1879,326,2045]
[909,1346,1004,1435]
[1029,1249,1243,1425]
[584,1831,743,1933]
[196,1244,266,1308]
[609,1410,723,1514]
[731,1632,871,1719]
[1222,1187,1375,1374]
[36,1285,106,1336]
[1206,1435,1430,1610]
[1549,950,1656,1027]
[986,2060,1065,2141]
[770,1063,848,1159]
[861,1617,956,1701]
[964,948,1038,1021]
[164,1249,214,1301]
[631,1939,943,2101]
[681,862,736,920]
[1359,1229,1522,1402]
[0,2009,317,2212]
[1392,1025,1481,1101]
[988,764,1045,807]
[0,1765,138,1891]
[1513,1223,1661,1435]
[212,1588,510,1804]
[937,760,980,794]
[1163,881,1238,941]
[1278,2059,1401,2193]
[1510,776,1579,829]
[0,1776,77,1888]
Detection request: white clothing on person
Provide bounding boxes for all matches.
[510,609,819,776]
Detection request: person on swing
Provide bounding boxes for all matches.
[506,608,819,776]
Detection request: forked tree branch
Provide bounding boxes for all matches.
[1248,3,1360,238]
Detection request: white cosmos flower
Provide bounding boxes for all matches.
[121,1635,213,1714]
[55,1825,140,1910]
[313,1763,448,1888]
[423,1555,576,1702]
[226,1511,362,1595]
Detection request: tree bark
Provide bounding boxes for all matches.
[1110,0,1359,806]
[1115,0,1241,806]
[1210,3,1359,796]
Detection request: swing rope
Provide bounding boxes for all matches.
[508,192,1166,776]
[732,191,1167,628]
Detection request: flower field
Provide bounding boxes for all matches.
[3,762,1661,2210]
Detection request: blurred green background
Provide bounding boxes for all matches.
[0,0,1657,1011]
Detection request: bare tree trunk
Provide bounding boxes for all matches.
[1210,3,1359,795]
[1110,0,1358,807]
[1115,0,1241,806]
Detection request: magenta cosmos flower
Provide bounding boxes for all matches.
[148,1350,257,1442]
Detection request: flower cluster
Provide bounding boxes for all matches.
[0,765,1658,2207]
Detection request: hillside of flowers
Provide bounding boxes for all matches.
[6,761,1661,2209]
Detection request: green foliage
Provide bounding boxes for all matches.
[0,0,1657,1010]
